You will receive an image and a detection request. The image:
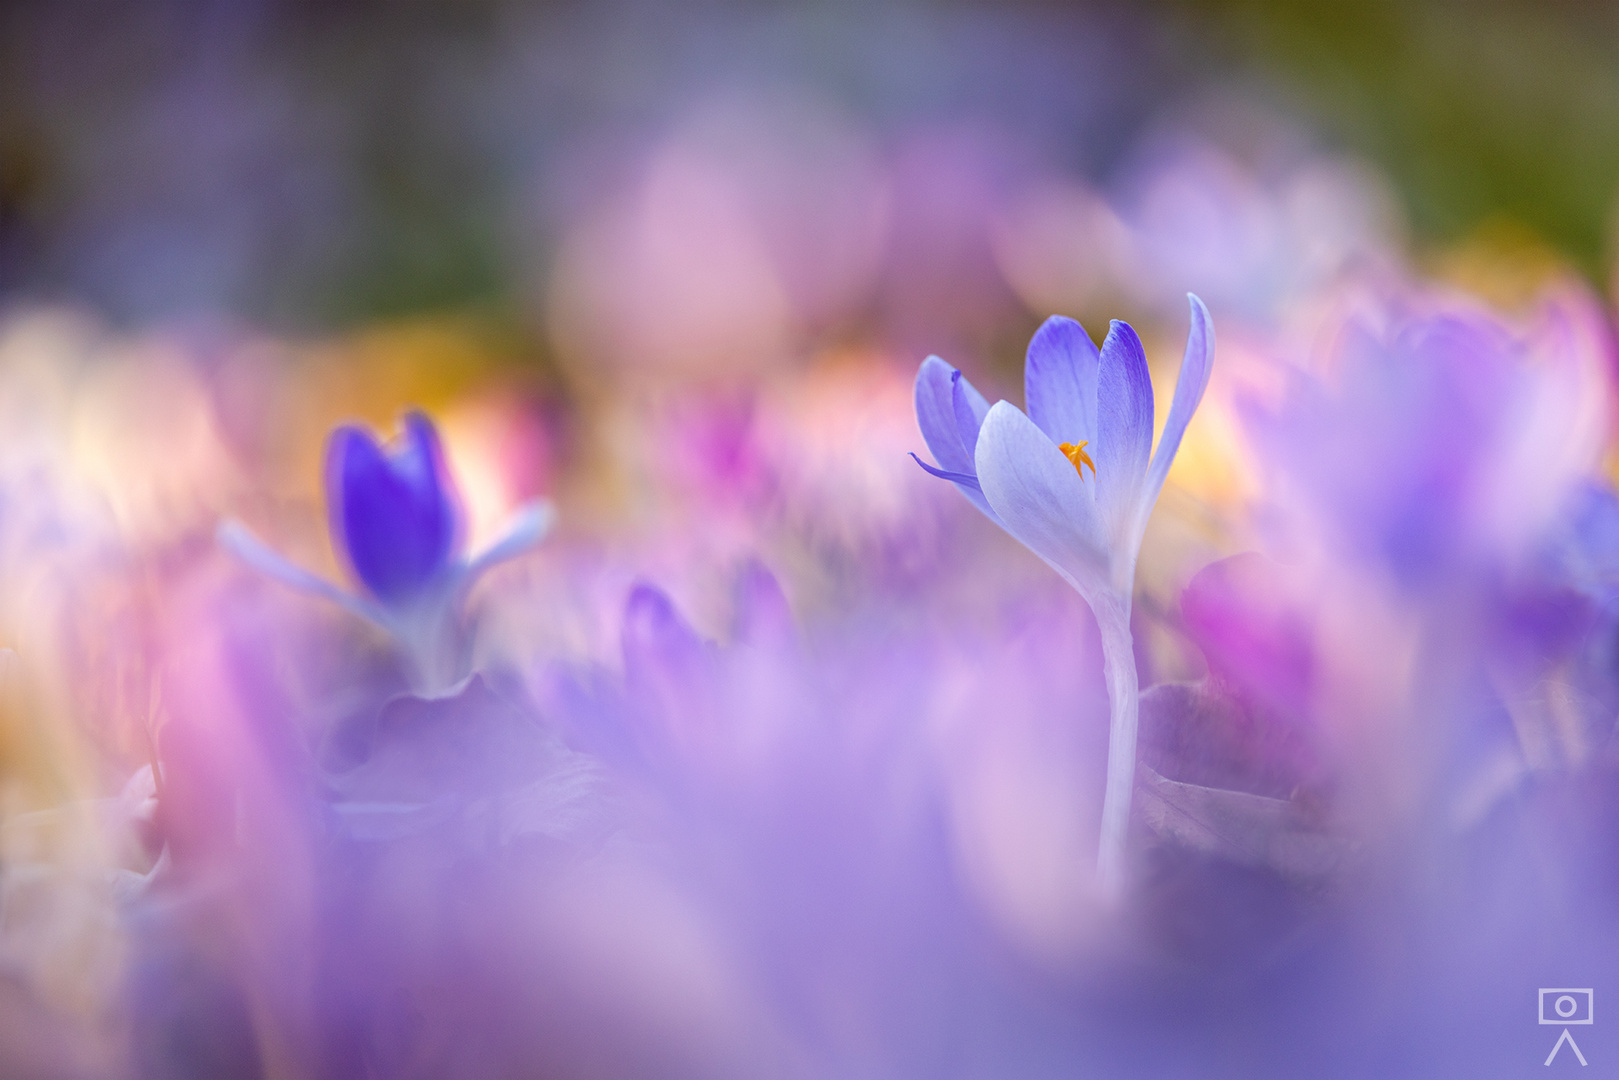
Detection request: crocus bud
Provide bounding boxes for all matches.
[325,411,462,603]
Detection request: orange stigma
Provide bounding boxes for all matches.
[1059,441,1095,480]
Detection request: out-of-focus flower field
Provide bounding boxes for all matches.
[4,2,1619,1077]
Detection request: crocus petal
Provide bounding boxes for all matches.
[908,453,982,491]
[909,454,1003,525]
[327,412,462,603]
[622,584,707,682]
[1094,320,1154,542]
[1024,315,1100,446]
[464,500,556,584]
[621,584,717,744]
[913,357,1001,522]
[914,356,976,475]
[217,520,386,626]
[732,559,796,649]
[974,401,1112,599]
[1137,294,1215,542]
[951,369,991,455]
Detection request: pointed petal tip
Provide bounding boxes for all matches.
[463,499,557,583]
[1027,314,1099,362]
[1100,319,1150,365]
[513,498,558,536]
[1188,292,1213,329]
[621,581,706,673]
[624,580,676,621]
[1105,317,1142,341]
[398,409,451,455]
[1183,295,1215,379]
[909,451,983,491]
[733,558,795,647]
[322,423,373,480]
[985,398,1021,419]
[977,399,1026,440]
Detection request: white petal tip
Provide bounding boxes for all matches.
[466,500,557,578]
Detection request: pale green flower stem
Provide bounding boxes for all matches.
[1093,592,1139,895]
[387,589,464,696]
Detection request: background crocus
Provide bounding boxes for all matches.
[915,294,1214,889]
[220,410,554,692]
[327,410,462,605]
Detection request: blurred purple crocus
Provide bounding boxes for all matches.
[326,411,462,603]
[913,294,1214,890]
[220,410,554,692]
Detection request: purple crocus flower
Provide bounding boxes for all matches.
[220,411,554,692]
[325,410,462,603]
[913,294,1214,890]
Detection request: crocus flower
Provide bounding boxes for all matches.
[913,294,1214,890]
[220,410,554,692]
[326,410,463,604]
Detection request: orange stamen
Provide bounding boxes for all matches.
[1059,441,1095,480]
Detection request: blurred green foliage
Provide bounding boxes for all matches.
[1180,0,1619,278]
[5,0,1619,326]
